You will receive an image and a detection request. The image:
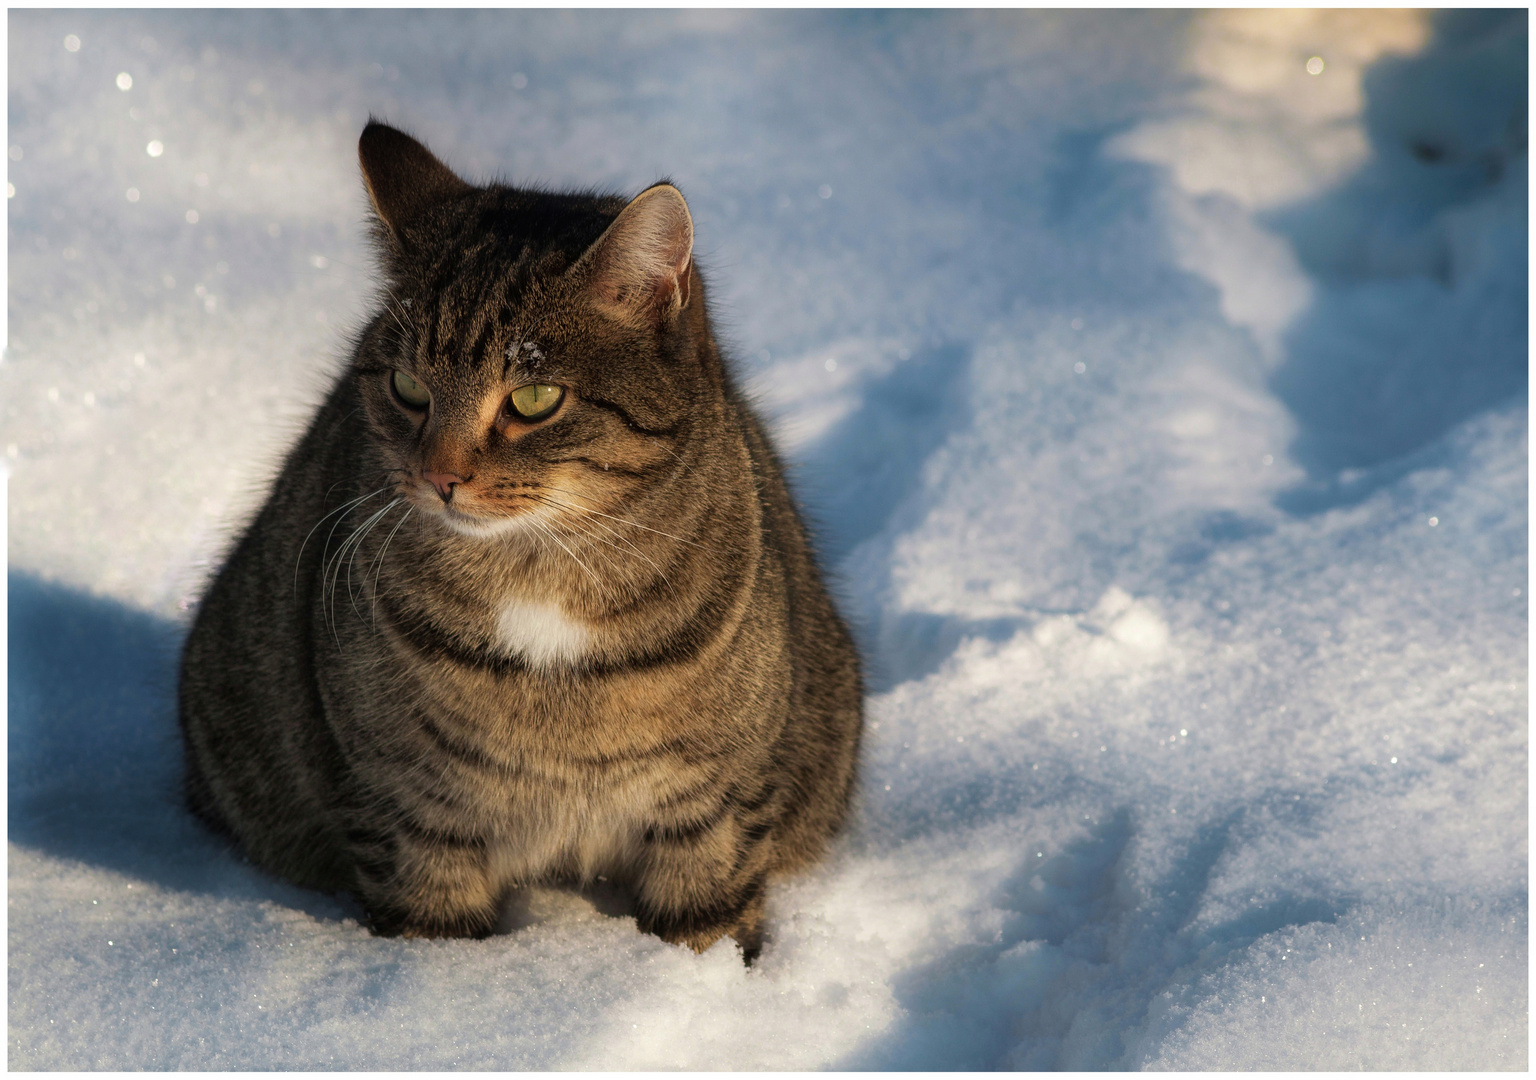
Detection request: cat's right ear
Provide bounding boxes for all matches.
[359,121,471,244]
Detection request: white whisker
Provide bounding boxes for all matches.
[525,514,615,605]
[296,487,390,596]
[324,498,399,644]
[345,499,402,620]
[369,505,415,630]
[533,493,676,589]
[537,484,710,550]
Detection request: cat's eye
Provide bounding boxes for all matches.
[391,369,431,409]
[508,383,564,421]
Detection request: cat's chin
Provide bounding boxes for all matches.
[433,506,545,542]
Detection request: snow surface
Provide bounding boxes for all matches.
[6,9,1528,1070]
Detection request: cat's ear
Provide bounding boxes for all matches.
[570,183,694,327]
[358,121,472,242]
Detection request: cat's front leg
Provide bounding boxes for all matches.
[345,818,501,939]
[634,814,774,962]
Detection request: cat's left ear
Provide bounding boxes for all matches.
[570,183,693,327]
[359,121,472,245]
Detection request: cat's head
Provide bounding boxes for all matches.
[352,121,717,542]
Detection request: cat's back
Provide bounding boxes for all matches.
[178,379,376,888]
[728,392,863,867]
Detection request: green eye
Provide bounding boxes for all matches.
[509,383,564,420]
[392,369,431,408]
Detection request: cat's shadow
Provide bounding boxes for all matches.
[7,572,343,922]
[8,570,637,937]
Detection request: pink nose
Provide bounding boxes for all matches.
[423,471,465,502]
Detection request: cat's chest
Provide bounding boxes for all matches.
[491,594,592,668]
[492,780,648,886]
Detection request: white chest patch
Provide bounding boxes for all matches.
[494,597,591,668]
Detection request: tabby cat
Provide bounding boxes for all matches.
[178,121,863,959]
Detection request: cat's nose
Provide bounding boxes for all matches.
[423,471,465,502]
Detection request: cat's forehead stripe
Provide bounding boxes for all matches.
[416,280,508,373]
[462,303,497,372]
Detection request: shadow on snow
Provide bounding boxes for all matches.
[836,809,1345,1070]
[1264,10,1527,514]
[7,571,360,924]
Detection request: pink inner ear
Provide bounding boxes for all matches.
[587,186,694,318]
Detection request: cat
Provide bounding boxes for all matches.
[178,121,863,960]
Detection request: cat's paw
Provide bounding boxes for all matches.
[366,903,497,940]
[637,887,766,964]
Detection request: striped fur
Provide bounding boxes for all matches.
[178,122,863,959]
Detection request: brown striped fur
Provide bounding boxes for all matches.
[178,122,863,959]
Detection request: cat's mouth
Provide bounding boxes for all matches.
[398,476,485,520]
[432,498,543,541]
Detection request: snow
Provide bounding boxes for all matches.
[6,10,1527,1070]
